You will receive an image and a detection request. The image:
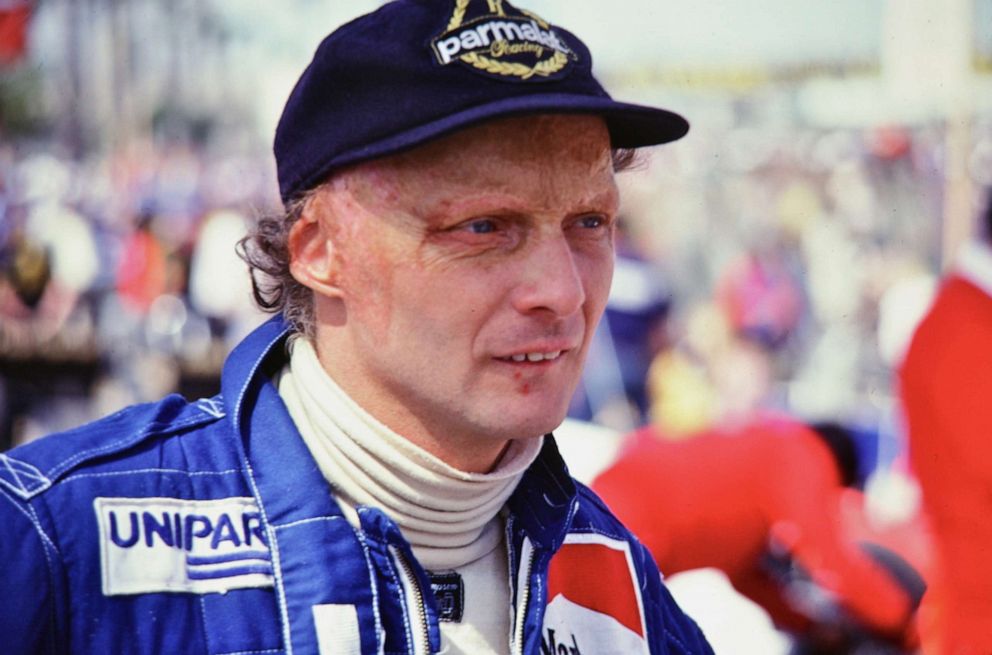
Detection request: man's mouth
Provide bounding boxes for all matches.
[497,350,563,363]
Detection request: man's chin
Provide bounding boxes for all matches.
[496,407,569,441]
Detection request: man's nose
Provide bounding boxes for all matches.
[512,235,586,317]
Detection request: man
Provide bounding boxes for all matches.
[0,1,712,653]
[899,191,992,655]
[592,417,924,651]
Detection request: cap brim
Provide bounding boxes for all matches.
[321,93,689,176]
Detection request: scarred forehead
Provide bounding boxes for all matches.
[327,114,617,221]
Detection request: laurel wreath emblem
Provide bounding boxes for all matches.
[447,0,472,31]
[445,0,569,79]
[461,50,569,80]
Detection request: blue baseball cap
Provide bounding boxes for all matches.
[274,0,689,204]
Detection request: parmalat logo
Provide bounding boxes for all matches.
[431,0,577,81]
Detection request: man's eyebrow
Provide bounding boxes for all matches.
[418,193,535,221]
[570,185,621,212]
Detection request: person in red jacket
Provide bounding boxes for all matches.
[592,416,924,651]
[899,192,992,655]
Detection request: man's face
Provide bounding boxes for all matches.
[301,115,619,469]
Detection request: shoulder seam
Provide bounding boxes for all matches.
[4,404,225,500]
[0,485,60,552]
[48,411,213,481]
[0,453,52,499]
[0,483,63,645]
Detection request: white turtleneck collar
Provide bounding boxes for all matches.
[276,337,543,571]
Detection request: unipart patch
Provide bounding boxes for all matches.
[94,496,273,596]
[543,533,650,655]
[431,0,577,81]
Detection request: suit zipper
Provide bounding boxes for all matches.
[512,537,536,655]
[390,545,431,655]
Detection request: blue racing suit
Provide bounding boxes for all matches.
[0,316,712,655]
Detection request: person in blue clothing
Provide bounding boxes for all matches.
[0,2,712,654]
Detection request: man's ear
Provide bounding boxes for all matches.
[288,192,343,299]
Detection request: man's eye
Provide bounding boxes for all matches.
[465,218,498,234]
[577,214,607,229]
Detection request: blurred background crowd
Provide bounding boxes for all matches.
[2,0,991,652]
